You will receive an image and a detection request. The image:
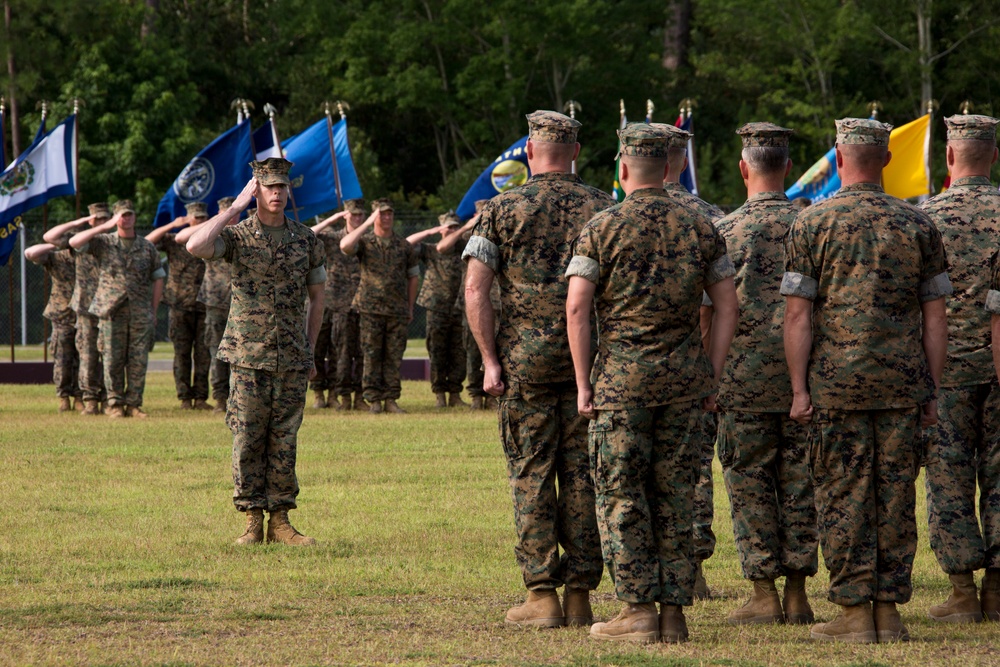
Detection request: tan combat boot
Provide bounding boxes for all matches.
[469,396,484,410]
[694,561,712,600]
[873,601,909,642]
[58,397,72,412]
[435,392,447,408]
[126,406,149,419]
[728,579,784,625]
[449,393,468,408]
[810,602,876,643]
[73,397,85,412]
[563,588,593,627]
[590,602,659,642]
[659,604,689,643]
[235,509,264,545]
[929,573,982,623]
[783,572,815,624]
[505,590,564,628]
[82,400,100,416]
[266,510,317,546]
[107,405,126,419]
[982,568,1000,621]
[193,399,213,411]
[384,399,406,414]
[312,390,327,409]
[333,395,347,411]
[213,400,226,414]
[179,399,192,410]
[369,400,383,414]
[354,394,368,411]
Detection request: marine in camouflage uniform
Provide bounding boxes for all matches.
[463,110,610,627]
[707,123,818,626]
[566,122,737,643]
[25,235,80,410]
[782,118,951,643]
[921,114,1000,623]
[983,249,1000,620]
[71,200,166,417]
[310,198,365,409]
[409,211,466,407]
[662,124,725,596]
[196,197,237,411]
[148,201,211,409]
[188,160,326,546]
[341,198,419,413]
[49,203,112,413]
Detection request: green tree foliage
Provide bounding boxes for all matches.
[2,0,999,223]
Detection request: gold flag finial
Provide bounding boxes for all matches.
[335,100,350,120]
[961,100,973,114]
[563,100,581,119]
[867,101,882,119]
[646,99,655,121]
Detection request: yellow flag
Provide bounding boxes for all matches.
[883,113,930,199]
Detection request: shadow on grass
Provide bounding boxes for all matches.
[104,577,216,591]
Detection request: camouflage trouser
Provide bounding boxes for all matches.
[719,410,818,581]
[49,318,80,398]
[203,306,230,402]
[426,308,465,394]
[311,308,336,392]
[168,308,210,401]
[331,310,361,397]
[925,383,1000,573]
[499,380,603,591]
[589,401,701,605]
[100,300,153,408]
[228,366,309,512]
[359,313,407,402]
[811,407,921,606]
[693,410,717,563]
[464,316,485,398]
[76,312,106,402]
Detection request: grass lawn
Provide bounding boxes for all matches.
[0,373,996,665]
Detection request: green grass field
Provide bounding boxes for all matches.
[0,373,997,666]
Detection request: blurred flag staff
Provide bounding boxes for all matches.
[564,100,581,174]
[612,99,627,202]
[674,98,699,195]
[250,101,300,221]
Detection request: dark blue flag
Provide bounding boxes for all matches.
[0,115,77,266]
[0,104,6,169]
[252,120,281,160]
[281,116,363,220]
[456,136,530,221]
[154,120,254,227]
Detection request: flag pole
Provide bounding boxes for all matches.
[646,99,654,123]
[925,99,936,198]
[563,100,580,174]
[73,98,82,217]
[36,101,48,356]
[264,103,299,222]
[323,102,344,209]
[2,95,11,361]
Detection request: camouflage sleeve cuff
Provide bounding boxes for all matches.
[918,272,953,303]
[780,272,818,300]
[211,237,226,260]
[986,289,1000,314]
[75,241,91,254]
[407,265,421,278]
[702,291,713,307]
[307,265,327,285]
[152,267,166,281]
[462,235,499,273]
[565,256,599,284]
[706,255,736,286]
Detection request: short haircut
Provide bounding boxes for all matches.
[950,139,997,167]
[838,143,888,171]
[742,146,789,174]
[667,146,687,171]
[531,140,578,162]
[622,155,669,182]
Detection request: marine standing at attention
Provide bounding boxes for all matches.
[464,110,612,628]
[186,159,326,546]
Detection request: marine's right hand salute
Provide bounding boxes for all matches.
[186,177,257,258]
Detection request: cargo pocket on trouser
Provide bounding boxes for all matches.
[588,411,619,495]
[716,412,737,470]
[498,382,530,476]
[808,409,845,487]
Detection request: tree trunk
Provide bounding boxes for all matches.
[4,0,19,157]
[140,0,159,40]
[663,0,691,71]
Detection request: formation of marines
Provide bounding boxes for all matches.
[23,106,1000,643]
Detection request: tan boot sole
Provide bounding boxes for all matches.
[928,610,982,623]
[877,629,910,642]
[785,612,816,625]
[727,612,784,625]
[565,615,593,627]
[589,626,659,643]
[810,629,876,643]
[504,616,565,628]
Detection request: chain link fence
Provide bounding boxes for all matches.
[1,209,444,353]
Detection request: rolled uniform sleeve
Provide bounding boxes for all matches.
[917,222,952,303]
[781,220,819,300]
[565,226,601,285]
[306,234,327,285]
[986,251,1000,314]
[461,203,501,273]
[214,229,239,263]
[703,225,735,286]
[149,245,166,281]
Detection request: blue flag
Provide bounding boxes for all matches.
[252,120,281,160]
[154,120,254,227]
[281,116,363,220]
[785,146,840,203]
[0,104,6,170]
[0,114,78,266]
[675,114,698,195]
[456,136,530,221]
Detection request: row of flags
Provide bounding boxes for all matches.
[611,103,700,202]
[154,115,363,226]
